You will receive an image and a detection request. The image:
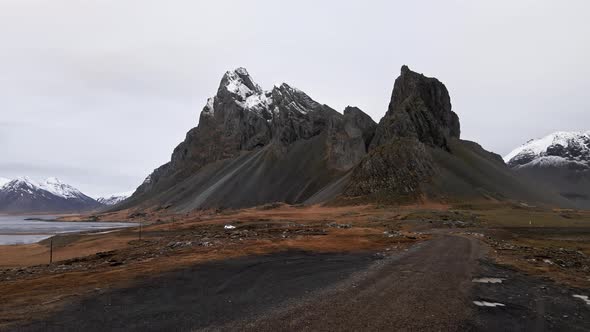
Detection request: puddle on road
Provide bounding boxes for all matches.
[473,301,506,308]
[472,277,506,284]
[573,295,590,305]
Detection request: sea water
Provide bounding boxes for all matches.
[0,215,137,245]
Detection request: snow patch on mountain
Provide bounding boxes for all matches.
[39,177,85,199]
[142,174,152,185]
[96,191,134,205]
[0,177,11,189]
[243,91,273,117]
[223,67,262,100]
[6,177,39,193]
[226,78,254,98]
[215,67,315,118]
[524,156,573,168]
[221,68,276,117]
[202,97,215,116]
[504,131,590,168]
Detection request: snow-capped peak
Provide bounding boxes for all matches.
[0,177,10,189]
[0,177,100,212]
[212,67,275,117]
[221,67,262,100]
[39,177,85,199]
[234,67,250,76]
[504,131,590,167]
[1,176,87,200]
[12,176,38,188]
[205,68,318,120]
[96,190,134,205]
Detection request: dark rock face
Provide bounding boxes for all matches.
[370,66,460,150]
[129,68,375,209]
[344,138,436,199]
[343,106,377,150]
[342,66,562,206]
[344,65,460,200]
[170,70,272,176]
[125,65,566,210]
[326,106,377,170]
[271,83,340,145]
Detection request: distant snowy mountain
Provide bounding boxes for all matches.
[0,177,102,213]
[96,191,133,206]
[505,131,590,208]
[504,131,590,168]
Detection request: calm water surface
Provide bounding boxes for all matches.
[0,215,137,245]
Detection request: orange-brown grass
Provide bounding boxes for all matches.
[0,233,136,267]
[0,204,430,328]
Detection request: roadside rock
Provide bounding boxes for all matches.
[326,222,352,229]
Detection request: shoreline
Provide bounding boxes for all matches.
[0,213,78,217]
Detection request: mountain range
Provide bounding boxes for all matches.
[0,177,134,213]
[504,131,590,208]
[0,177,101,213]
[116,66,570,213]
[3,67,584,214]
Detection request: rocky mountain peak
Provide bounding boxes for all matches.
[218,67,262,99]
[9,177,36,189]
[121,65,574,211]
[271,83,323,116]
[343,105,364,115]
[131,68,375,201]
[390,65,451,114]
[370,66,460,149]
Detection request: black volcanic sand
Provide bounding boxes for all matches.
[13,251,377,332]
[12,236,590,332]
[471,260,590,331]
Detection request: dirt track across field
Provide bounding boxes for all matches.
[13,235,590,331]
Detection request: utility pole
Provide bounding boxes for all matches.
[139,221,142,241]
[49,236,53,264]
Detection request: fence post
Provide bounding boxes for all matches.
[49,236,53,264]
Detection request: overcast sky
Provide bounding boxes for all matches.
[1,0,588,197]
